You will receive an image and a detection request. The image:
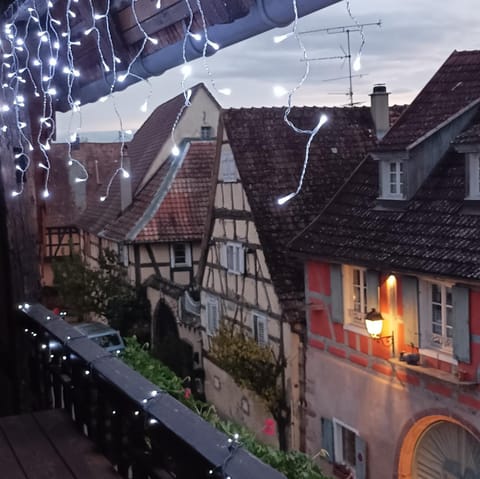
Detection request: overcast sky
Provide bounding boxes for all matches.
[56,0,480,141]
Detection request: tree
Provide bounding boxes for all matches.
[52,249,150,339]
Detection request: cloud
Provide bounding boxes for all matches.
[56,0,480,138]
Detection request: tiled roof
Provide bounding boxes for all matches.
[102,141,216,242]
[77,83,215,236]
[289,146,480,281]
[379,50,480,151]
[128,83,209,194]
[455,118,480,145]
[289,51,480,281]
[46,142,121,228]
[223,106,380,305]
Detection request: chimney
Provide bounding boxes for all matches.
[120,145,132,212]
[370,84,389,140]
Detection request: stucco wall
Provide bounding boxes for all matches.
[204,357,279,448]
[305,348,480,479]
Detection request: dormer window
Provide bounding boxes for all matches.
[380,160,405,199]
[466,152,480,199]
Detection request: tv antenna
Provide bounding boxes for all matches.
[299,20,381,106]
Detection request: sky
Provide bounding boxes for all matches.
[56,0,480,142]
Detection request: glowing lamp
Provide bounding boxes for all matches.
[365,308,383,338]
[365,308,395,356]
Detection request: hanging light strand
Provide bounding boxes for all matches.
[276,0,328,206]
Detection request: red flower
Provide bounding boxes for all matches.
[184,388,192,399]
[262,418,276,436]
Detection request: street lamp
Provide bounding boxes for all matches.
[365,308,395,356]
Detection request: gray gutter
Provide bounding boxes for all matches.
[57,0,340,111]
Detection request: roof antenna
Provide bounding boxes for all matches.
[299,20,381,106]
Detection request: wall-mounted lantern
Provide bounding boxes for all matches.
[365,308,395,356]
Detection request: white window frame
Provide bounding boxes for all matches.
[170,242,192,268]
[343,265,368,327]
[220,146,238,183]
[466,152,480,199]
[380,160,405,199]
[419,279,454,355]
[221,242,244,275]
[206,296,219,336]
[333,418,359,472]
[252,312,268,346]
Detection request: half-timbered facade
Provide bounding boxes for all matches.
[200,102,395,450]
[76,84,220,377]
[289,50,480,479]
[43,142,120,285]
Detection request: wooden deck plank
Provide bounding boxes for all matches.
[0,413,75,479]
[33,410,120,479]
[0,426,27,479]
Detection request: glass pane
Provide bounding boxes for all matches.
[431,284,441,304]
[446,288,452,306]
[342,427,356,467]
[432,304,442,325]
[353,269,360,285]
[353,285,361,312]
[446,306,453,327]
[432,324,442,335]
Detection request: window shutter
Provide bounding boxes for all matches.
[366,270,379,311]
[219,243,227,269]
[354,435,367,479]
[330,264,344,324]
[255,314,267,346]
[321,417,334,463]
[239,247,245,275]
[207,298,219,335]
[453,285,470,363]
[401,275,419,348]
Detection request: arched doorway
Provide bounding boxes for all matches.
[398,415,480,478]
[153,300,194,383]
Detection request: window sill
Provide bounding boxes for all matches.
[343,322,369,337]
[389,358,477,386]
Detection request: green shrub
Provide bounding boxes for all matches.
[122,337,328,479]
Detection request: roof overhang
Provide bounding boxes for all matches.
[1,0,340,112]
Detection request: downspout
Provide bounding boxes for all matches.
[57,0,340,111]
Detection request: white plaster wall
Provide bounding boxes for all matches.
[305,348,480,479]
[141,87,220,189]
[204,357,279,448]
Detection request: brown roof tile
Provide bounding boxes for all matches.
[290,51,480,281]
[47,142,121,228]
[223,106,379,304]
[76,84,215,236]
[102,141,216,242]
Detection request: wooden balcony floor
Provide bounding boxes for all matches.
[0,409,121,479]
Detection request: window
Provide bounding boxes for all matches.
[253,312,268,346]
[220,146,238,182]
[221,242,244,275]
[420,280,453,352]
[322,418,366,479]
[206,296,219,336]
[466,152,480,198]
[170,243,192,268]
[343,266,368,325]
[201,125,213,140]
[380,160,405,199]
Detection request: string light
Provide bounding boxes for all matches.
[274,0,328,205]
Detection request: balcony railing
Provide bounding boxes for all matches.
[19,303,286,479]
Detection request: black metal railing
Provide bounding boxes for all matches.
[18,303,286,479]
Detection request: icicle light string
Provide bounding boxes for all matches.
[275,0,328,206]
[346,0,365,71]
[195,0,231,96]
